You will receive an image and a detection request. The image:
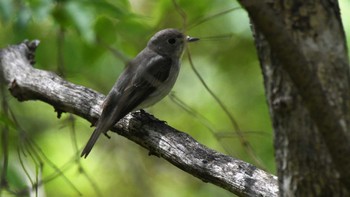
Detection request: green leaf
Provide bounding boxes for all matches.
[16,6,32,29]
[0,0,13,23]
[94,16,117,44]
[28,0,53,20]
[64,1,96,43]
[86,1,132,20]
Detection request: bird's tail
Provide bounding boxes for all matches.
[81,127,103,158]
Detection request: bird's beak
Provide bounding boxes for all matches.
[186,36,199,42]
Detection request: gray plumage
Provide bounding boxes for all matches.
[81,28,199,158]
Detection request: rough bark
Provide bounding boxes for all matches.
[238,0,350,196]
[0,41,278,197]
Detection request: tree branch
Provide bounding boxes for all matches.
[0,41,278,197]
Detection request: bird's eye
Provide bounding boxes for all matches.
[167,38,176,44]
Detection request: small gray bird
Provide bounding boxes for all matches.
[81,28,199,158]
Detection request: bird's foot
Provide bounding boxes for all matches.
[104,132,111,139]
[139,109,167,124]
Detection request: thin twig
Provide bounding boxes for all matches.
[187,7,242,30]
[185,46,265,168]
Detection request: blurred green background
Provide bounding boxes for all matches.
[0,0,349,196]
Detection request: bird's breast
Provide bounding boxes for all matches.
[139,60,180,108]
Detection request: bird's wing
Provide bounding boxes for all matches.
[81,54,172,158]
[93,54,172,131]
[117,54,173,115]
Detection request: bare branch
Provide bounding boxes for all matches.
[0,40,278,197]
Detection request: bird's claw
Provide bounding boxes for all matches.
[104,132,111,139]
